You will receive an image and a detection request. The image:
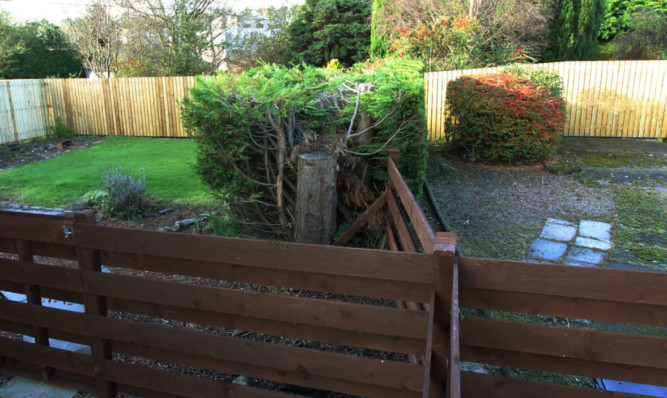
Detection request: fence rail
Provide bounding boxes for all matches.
[426,60,667,140]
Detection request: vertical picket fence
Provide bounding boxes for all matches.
[45,76,199,138]
[0,80,50,145]
[425,60,667,141]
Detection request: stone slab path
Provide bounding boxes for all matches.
[529,218,612,266]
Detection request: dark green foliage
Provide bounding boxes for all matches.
[0,12,24,78]
[445,71,566,164]
[180,59,427,237]
[285,0,371,67]
[352,59,428,196]
[546,0,605,61]
[11,20,83,78]
[599,0,667,41]
[370,0,388,58]
[0,15,83,79]
[610,7,667,59]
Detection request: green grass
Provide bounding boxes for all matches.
[613,186,667,268]
[0,136,214,207]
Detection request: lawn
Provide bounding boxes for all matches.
[0,136,214,208]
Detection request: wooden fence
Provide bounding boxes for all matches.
[426,60,667,140]
[0,152,666,397]
[45,77,198,139]
[0,80,50,144]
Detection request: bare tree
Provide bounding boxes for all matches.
[115,0,233,75]
[65,0,124,77]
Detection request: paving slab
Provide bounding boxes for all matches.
[606,262,653,272]
[565,247,606,266]
[0,376,77,398]
[546,218,576,227]
[540,220,577,242]
[579,220,612,243]
[530,239,568,261]
[563,258,598,267]
[575,236,612,251]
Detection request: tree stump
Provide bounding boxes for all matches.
[294,151,337,244]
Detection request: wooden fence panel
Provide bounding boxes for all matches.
[0,80,50,144]
[425,60,667,140]
[458,256,667,389]
[40,76,199,139]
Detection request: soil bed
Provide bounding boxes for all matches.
[0,137,100,171]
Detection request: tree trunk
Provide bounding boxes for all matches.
[294,151,337,244]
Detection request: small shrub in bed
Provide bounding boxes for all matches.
[444,71,566,164]
[101,167,152,219]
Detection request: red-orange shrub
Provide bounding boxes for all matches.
[444,72,566,164]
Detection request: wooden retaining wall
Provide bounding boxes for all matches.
[425,60,667,140]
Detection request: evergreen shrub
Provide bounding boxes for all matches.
[445,71,566,164]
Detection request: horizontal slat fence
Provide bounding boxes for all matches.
[458,256,667,397]
[0,206,444,398]
[0,80,50,144]
[426,60,667,140]
[45,76,198,138]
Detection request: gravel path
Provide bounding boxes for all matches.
[428,158,616,260]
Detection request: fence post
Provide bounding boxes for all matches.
[74,211,116,398]
[425,232,459,398]
[4,82,20,142]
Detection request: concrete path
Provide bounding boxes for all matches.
[528,218,612,266]
[0,377,77,398]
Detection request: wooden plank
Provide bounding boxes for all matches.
[101,79,115,135]
[75,224,438,284]
[387,190,417,252]
[90,316,424,397]
[333,190,388,247]
[77,242,116,398]
[0,299,87,336]
[156,77,167,136]
[0,258,83,292]
[83,271,429,340]
[100,250,432,303]
[16,239,54,381]
[428,245,455,397]
[448,261,461,398]
[101,359,305,398]
[460,371,647,398]
[461,345,667,387]
[460,287,667,328]
[0,215,75,245]
[106,296,426,355]
[0,337,94,376]
[388,157,435,252]
[5,81,20,142]
[461,317,667,371]
[458,257,667,306]
[0,281,83,306]
[0,319,88,346]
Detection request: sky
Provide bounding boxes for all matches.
[0,0,304,24]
